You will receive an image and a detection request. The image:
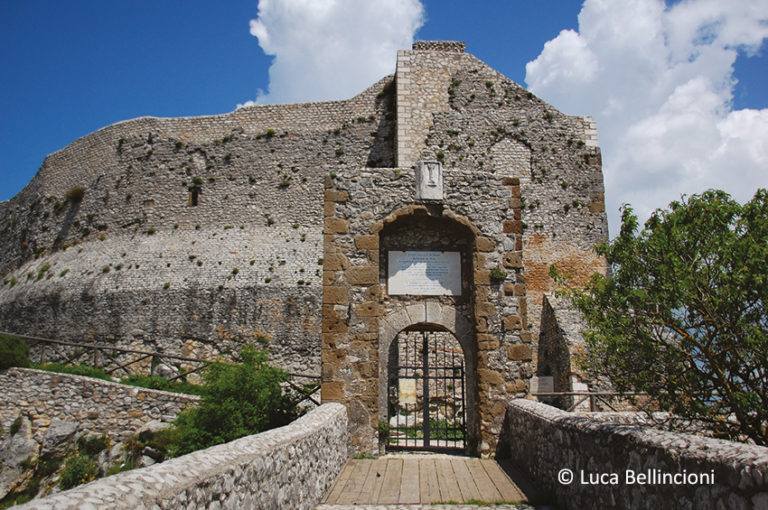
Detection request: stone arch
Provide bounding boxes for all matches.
[378,303,478,453]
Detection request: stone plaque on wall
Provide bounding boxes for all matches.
[415,161,443,201]
[388,250,461,295]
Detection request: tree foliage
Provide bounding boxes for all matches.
[170,345,298,456]
[562,189,767,445]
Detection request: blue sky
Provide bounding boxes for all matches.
[2,0,767,234]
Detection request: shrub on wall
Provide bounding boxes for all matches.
[0,333,31,369]
[169,345,298,456]
[65,186,86,203]
[59,454,98,490]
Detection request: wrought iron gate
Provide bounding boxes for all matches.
[387,328,466,452]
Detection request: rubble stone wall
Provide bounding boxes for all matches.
[18,403,348,510]
[499,399,768,510]
[0,367,199,443]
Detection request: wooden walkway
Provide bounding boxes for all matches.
[322,455,538,506]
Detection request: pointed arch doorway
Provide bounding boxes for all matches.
[386,323,467,453]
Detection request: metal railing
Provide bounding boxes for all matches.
[2,331,321,407]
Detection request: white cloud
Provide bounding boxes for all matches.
[525,0,768,234]
[242,0,424,106]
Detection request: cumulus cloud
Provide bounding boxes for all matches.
[241,0,424,106]
[525,0,768,234]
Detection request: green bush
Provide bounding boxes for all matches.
[65,186,86,203]
[10,417,21,436]
[77,434,110,457]
[0,334,30,369]
[37,363,112,381]
[59,454,98,490]
[120,374,204,395]
[169,345,297,456]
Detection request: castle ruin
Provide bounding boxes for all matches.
[0,42,608,456]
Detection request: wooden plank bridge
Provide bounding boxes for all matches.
[319,454,543,508]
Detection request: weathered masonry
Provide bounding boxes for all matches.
[0,41,608,456]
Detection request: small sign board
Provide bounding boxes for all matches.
[387,251,461,296]
[399,378,418,404]
[531,376,554,394]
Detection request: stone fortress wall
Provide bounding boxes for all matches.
[0,41,609,456]
[0,76,396,374]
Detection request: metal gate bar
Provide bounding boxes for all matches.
[388,329,466,452]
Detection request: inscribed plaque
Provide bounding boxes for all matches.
[387,251,461,296]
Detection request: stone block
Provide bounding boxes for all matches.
[438,306,457,332]
[503,251,523,269]
[322,332,340,349]
[503,315,522,330]
[588,201,605,212]
[501,177,519,186]
[474,269,491,285]
[477,334,499,350]
[354,235,378,250]
[345,266,378,285]
[324,201,335,217]
[323,271,337,285]
[474,301,495,317]
[513,284,526,296]
[477,368,503,386]
[322,381,345,401]
[322,317,348,333]
[324,217,349,234]
[324,190,349,202]
[365,284,382,299]
[475,236,495,252]
[506,379,526,393]
[503,220,523,234]
[324,253,349,271]
[369,220,384,233]
[507,344,532,361]
[406,303,426,324]
[508,197,522,209]
[323,286,348,305]
[354,301,380,317]
[425,302,441,323]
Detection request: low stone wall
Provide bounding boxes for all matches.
[0,367,199,442]
[499,399,768,510]
[19,403,348,510]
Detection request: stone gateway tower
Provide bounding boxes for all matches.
[0,42,608,457]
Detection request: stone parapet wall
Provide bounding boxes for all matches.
[499,399,768,510]
[0,368,199,443]
[18,403,348,510]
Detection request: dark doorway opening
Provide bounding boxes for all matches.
[387,325,466,453]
